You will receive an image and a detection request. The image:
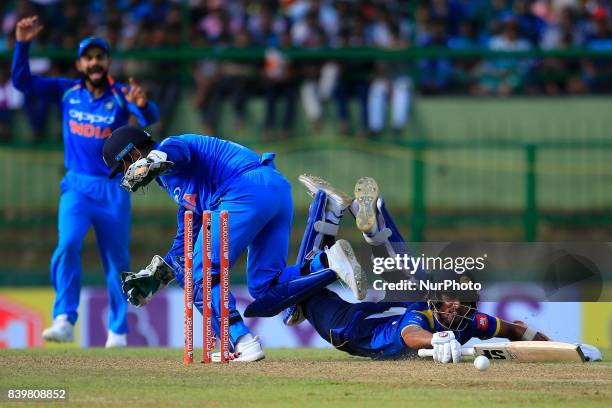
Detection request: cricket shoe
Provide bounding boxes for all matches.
[42,314,74,343]
[353,176,380,234]
[325,239,367,300]
[212,335,265,363]
[105,331,127,348]
[299,174,353,222]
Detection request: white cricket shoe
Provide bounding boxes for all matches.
[212,334,265,362]
[42,314,74,343]
[325,239,367,300]
[105,331,127,348]
[298,174,353,220]
[354,176,380,234]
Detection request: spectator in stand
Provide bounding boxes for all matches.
[0,61,24,142]
[198,28,259,135]
[296,10,327,132]
[334,23,370,136]
[513,0,547,45]
[142,6,183,135]
[539,6,589,95]
[474,17,532,96]
[368,15,413,137]
[262,30,297,139]
[417,18,453,94]
[448,20,486,91]
[583,8,612,93]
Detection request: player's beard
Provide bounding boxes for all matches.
[83,66,109,88]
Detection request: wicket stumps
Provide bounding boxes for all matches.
[184,210,231,365]
[183,211,194,364]
[202,212,213,364]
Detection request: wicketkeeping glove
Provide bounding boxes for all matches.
[121,150,173,192]
[431,331,462,364]
[121,255,175,307]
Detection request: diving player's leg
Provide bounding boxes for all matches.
[46,186,91,343]
[92,186,130,348]
[298,174,353,245]
[283,175,354,323]
[243,239,366,318]
[353,176,410,258]
[242,177,366,319]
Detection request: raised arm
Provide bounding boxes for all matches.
[11,16,73,101]
[122,77,160,127]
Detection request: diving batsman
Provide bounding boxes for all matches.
[245,175,559,362]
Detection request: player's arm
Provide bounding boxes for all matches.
[121,206,203,307]
[497,319,550,341]
[401,325,433,350]
[122,77,160,126]
[12,16,73,100]
[162,205,203,274]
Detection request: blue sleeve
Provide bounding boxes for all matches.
[127,99,160,127]
[469,312,501,340]
[163,205,202,273]
[11,41,74,102]
[399,310,433,335]
[158,137,191,172]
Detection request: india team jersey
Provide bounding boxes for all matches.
[345,301,501,359]
[11,41,159,177]
[155,135,267,266]
[155,134,263,212]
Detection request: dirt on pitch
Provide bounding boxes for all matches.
[1,349,611,408]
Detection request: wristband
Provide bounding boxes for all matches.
[522,326,538,340]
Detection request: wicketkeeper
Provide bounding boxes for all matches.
[102,126,366,361]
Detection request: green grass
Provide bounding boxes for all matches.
[1,348,611,407]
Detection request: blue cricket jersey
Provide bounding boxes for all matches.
[341,302,501,359]
[154,135,271,266]
[11,41,159,177]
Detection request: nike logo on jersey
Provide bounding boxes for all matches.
[69,98,81,104]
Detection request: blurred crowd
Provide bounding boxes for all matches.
[1,0,611,141]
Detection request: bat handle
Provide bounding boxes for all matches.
[417,347,475,358]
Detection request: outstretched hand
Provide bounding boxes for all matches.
[16,16,43,42]
[122,77,148,108]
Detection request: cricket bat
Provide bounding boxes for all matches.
[417,341,586,362]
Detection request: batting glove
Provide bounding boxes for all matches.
[431,331,462,364]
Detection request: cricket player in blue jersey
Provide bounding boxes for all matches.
[102,126,365,361]
[12,16,159,347]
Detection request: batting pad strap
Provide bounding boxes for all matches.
[363,227,392,246]
[314,220,339,236]
[522,327,538,340]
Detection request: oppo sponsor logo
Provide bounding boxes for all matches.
[68,109,115,124]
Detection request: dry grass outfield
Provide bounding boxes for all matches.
[1,348,611,408]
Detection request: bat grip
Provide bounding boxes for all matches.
[417,347,475,358]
